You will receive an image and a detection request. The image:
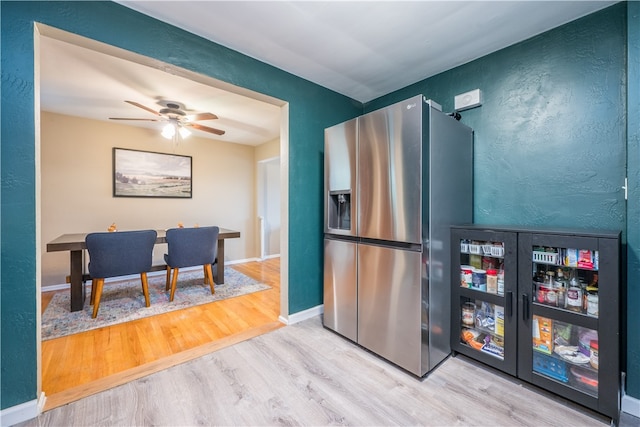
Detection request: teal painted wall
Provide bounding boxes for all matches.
[626,1,640,398]
[367,3,638,401]
[0,1,360,410]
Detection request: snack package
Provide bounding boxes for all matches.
[533,315,553,354]
[565,249,578,267]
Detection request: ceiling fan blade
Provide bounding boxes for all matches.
[186,112,218,121]
[187,122,226,135]
[125,100,161,116]
[109,117,159,121]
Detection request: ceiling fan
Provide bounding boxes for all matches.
[109,100,225,136]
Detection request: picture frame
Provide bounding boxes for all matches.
[113,147,192,198]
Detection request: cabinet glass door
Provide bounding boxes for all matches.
[458,239,506,359]
[526,241,600,398]
[451,228,517,375]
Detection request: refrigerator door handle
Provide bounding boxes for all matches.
[506,291,513,317]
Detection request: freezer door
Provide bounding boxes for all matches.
[324,119,358,236]
[357,243,423,376]
[323,238,358,341]
[358,96,422,244]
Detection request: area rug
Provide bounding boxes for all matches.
[42,267,270,340]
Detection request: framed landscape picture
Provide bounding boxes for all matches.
[113,147,192,198]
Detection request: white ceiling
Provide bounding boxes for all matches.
[40,1,617,146]
[39,36,284,146]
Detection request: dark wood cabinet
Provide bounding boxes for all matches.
[451,225,621,425]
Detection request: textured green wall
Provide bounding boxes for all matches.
[367,5,626,231]
[626,1,640,398]
[1,1,360,410]
[367,3,638,400]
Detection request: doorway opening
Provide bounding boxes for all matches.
[258,156,281,260]
[35,23,290,410]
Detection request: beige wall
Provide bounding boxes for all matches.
[41,112,265,286]
[255,137,279,161]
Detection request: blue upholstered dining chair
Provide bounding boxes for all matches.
[85,230,157,318]
[164,226,219,302]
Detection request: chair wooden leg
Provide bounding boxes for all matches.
[165,266,171,291]
[140,272,151,308]
[203,265,209,285]
[90,280,96,305]
[205,263,215,294]
[91,278,105,318]
[169,267,179,302]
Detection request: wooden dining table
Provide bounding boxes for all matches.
[46,227,241,312]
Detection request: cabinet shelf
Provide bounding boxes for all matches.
[537,347,597,372]
[459,287,505,305]
[532,303,599,330]
[532,251,599,271]
[460,249,504,259]
[459,339,505,360]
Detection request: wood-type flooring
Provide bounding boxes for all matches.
[40,258,282,411]
[31,257,638,426]
[24,315,635,426]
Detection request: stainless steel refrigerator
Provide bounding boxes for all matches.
[323,95,473,377]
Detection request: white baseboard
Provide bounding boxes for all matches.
[226,257,261,265]
[41,282,74,292]
[41,270,169,293]
[622,393,640,418]
[261,254,280,260]
[279,304,323,325]
[0,392,45,427]
[41,258,260,293]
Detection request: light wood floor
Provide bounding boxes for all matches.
[40,258,282,411]
[25,315,633,427]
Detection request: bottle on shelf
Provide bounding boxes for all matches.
[586,273,599,316]
[482,256,497,270]
[545,270,557,306]
[566,268,583,312]
[486,269,498,294]
[534,266,547,303]
[469,254,482,270]
[497,263,505,296]
[554,268,568,308]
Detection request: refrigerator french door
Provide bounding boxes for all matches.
[323,118,358,342]
[356,96,427,374]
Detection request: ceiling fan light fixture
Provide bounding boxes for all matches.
[112,100,225,138]
[161,123,176,139]
[178,126,191,139]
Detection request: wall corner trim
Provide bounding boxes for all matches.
[279,304,323,325]
[0,392,46,427]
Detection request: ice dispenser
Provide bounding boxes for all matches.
[328,190,352,231]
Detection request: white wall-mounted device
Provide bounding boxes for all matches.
[454,89,482,111]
